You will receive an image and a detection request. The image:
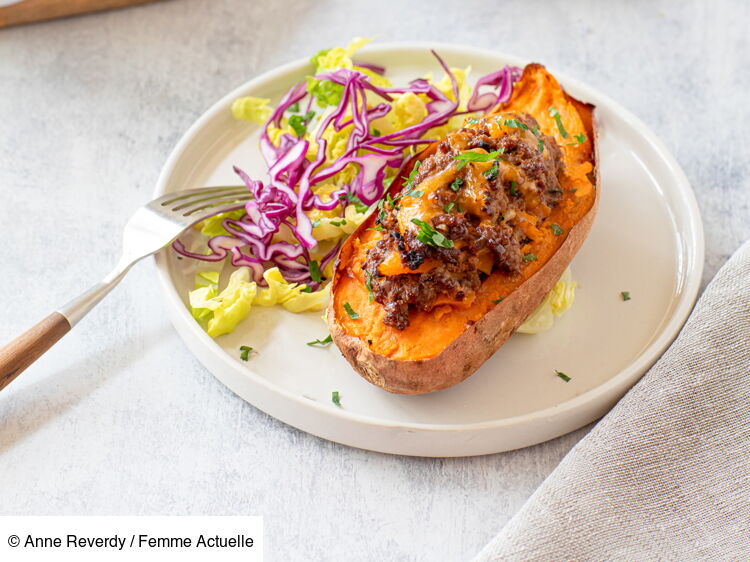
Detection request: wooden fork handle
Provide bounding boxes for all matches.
[0,312,71,391]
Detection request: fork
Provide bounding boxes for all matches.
[0,186,251,391]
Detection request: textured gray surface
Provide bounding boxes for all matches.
[476,239,750,560]
[0,1,748,561]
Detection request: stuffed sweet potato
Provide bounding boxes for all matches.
[327,63,598,394]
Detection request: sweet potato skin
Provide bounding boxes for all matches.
[327,64,599,394]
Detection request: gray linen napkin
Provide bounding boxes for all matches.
[475,240,750,561]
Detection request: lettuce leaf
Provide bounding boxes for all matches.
[231,96,273,124]
[189,268,257,338]
[189,267,331,338]
[256,268,330,313]
[308,37,390,107]
[194,209,246,238]
[516,268,577,334]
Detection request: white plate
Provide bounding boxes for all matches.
[154,43,703,457]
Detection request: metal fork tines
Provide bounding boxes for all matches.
[0,185,254,391]
[62,185,251,326]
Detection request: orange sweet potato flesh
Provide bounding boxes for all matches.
[327,63,598,394]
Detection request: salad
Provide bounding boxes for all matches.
[174,39,575,338]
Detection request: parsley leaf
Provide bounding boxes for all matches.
[453,149,503,169]
[308,260,322,283]
[239,346,253,361]
[538,138,545,153]
[289,110,315,138]
[621,291,631,301]
[367,224,384,231]
[450,177,465,191]
[492,297,505,304]
[376,199,387,223]
[346,193,369,213]
[365,270,374,302]
[386,193,398,210]
[331,391,342,406]
[329,219,347,227]
[343,302,359,319]
[550,224,564,236]
[288,102,300,113]
[555,370,572,382]
[411,219,454,248]
[509,180,519,197]
[567,133,586,146]
[403,160,421,188]
[443,202,455,213]
[502,118,529,130]
[483,162,499,181]
[307,335,333,347]
[548,106,568,138]
[523,253,537,262]
[300,286,314,293]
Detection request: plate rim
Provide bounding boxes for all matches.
[152,42,704,452]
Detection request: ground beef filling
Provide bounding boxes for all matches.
[364,113,565,330]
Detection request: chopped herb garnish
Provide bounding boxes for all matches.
[346,193,369,213]
[300,286,314,293]
[343,302,359,319]
[453,149,503,169]
[537,138,545,153]
[329,219,347,226]
[367,224,385,231]
[549,188,563,194]
[288,102,300,113]
[550,224,564,236]
[411,219,454,248]
[450,177,465,191]
[331,391,341,406]
[532,125,540,137]
[567,133,586,146]
[555,370,571,382]
[502,118,529,130]
[404,189,424,198]
[306,334,333,347]
[443,202,456,213]
[523,253,537,262]
[509,180,519,197]
[403,160,421,188]
[483,162,499,181]
[621,291,631,301]
[548,107,568,138]
[376,199,387,223]
[371,127,381,137]
[467,118,480,124]
[289,110,315,138]
[386,193,398,210]
[312,218,321,228]
[308,260,322,283]
[365,270,374,302]
[571,188,578,193]
[239,346,253,361]
[492,297,505,304]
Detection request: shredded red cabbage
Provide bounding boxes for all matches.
[174,51,521,288]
